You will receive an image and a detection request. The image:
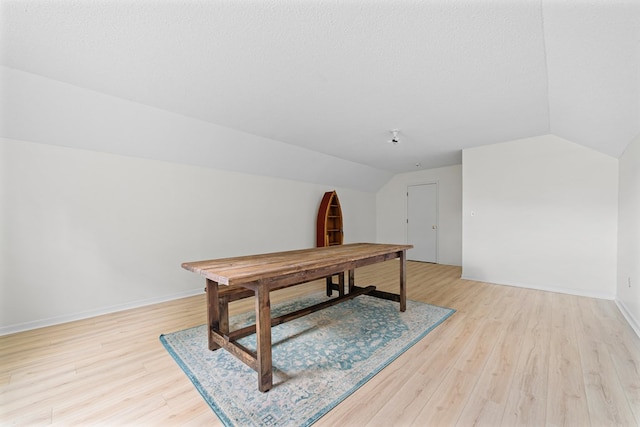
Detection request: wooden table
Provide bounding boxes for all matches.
[181,242,413,392]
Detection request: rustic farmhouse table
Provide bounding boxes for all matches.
[181,242,413,392]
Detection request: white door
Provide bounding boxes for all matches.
[407,184,438,263]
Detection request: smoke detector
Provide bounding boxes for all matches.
[388,129,400,145]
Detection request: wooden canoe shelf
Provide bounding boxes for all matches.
[316,190,344,297]
[316,190,343,247]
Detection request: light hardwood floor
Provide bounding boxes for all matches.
[2,261,639,426]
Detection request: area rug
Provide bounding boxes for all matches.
[160,293,454,426]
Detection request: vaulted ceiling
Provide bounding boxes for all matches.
[1,0,638,176]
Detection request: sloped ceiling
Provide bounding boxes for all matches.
[1,0,638,176]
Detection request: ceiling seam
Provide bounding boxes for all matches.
[538,0,552,135]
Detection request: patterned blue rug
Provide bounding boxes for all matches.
[160,293,454,426]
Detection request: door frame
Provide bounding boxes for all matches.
[406,181,439,263]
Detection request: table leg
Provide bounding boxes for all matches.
[219,295,230,339]
[255,285,273,392]
[206,279,221,350]
[338,272,345,297]
[325,277,333,297]
[348,269,355,293]
[399,250,407,312]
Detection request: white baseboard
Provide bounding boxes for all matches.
[0,288,204,337]
[460,275,615,300]
[615,299,640,339]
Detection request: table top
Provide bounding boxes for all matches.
[182,243,412,287]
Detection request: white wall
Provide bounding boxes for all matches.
[376,165,462,266]
[616,133,640,335]
[0,66,392,193]
[0,139,376,334]
[462,135,618,298]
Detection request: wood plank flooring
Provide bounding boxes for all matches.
[1,261,639,426]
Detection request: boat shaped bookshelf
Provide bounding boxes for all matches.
[316,190,343,247]
[316,190,344,296]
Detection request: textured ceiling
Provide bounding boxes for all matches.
[1,0,638,174]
